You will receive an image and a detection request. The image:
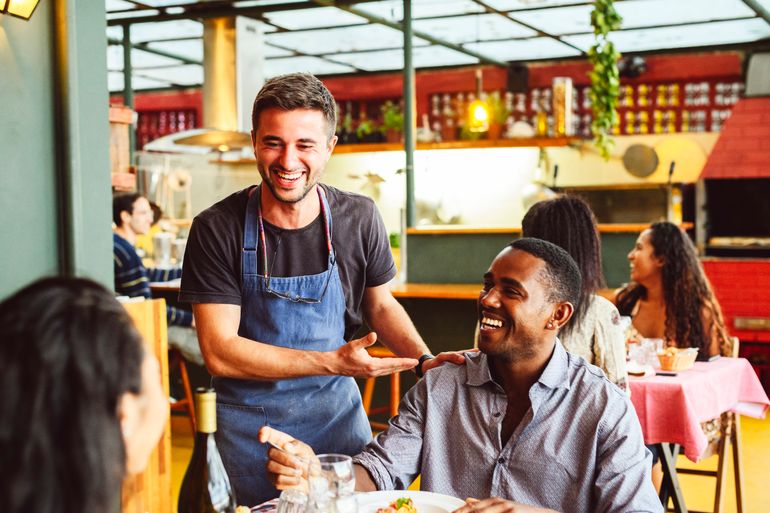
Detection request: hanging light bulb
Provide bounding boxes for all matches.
[467,68,489,133]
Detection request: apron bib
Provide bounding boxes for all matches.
[214,185,371,506]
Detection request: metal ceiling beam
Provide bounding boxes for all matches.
[311,0,506,66]
[108,37,202,66]
[106,1,365,26]
[742,0,770,25]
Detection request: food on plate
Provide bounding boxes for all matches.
[376,497,418,513]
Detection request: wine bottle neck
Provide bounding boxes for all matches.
[195,390,217,434]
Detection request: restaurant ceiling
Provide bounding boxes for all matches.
[105,0,770,92]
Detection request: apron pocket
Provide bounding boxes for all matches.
[215,402,268,478]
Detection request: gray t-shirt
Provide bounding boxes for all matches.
[180,184,396,340]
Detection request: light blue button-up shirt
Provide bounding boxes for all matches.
[353,342,662,513]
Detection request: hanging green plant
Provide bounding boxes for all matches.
[588,0,622,160]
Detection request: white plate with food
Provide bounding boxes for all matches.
[356,490,465,513]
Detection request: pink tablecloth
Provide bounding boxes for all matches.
[629,357,769,461]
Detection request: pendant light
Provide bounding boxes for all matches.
[0,0,41,20]
[467,68,489,133]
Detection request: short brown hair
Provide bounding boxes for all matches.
[251,73,337,139]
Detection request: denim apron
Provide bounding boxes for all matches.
[214,185,371,506]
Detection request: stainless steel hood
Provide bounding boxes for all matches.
[145,15,264,154]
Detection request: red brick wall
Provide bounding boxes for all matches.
[700,97,770,179]
[702,259,770,342]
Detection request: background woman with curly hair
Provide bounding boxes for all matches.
[615,221,731,359]
[0,277,167,513]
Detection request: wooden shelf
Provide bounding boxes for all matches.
[390,283,480,300]
[406,223,693,235]
[334,137,579,154]
[389,283,617,301]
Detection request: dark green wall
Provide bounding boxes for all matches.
[0,5,60,295]
[0,2,111,298]
[406,231,639,288]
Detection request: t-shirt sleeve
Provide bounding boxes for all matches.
[363,200,396,287]
[179,214,242,305]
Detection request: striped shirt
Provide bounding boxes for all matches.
[113,233,192,327]
[353,344,661,513]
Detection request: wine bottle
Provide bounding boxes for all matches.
[178,388,238,513]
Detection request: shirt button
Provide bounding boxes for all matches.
[492,412,501,417]
[497,457,505,464]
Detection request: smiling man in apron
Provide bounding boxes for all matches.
[180,73,466,506]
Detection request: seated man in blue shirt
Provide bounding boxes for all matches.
[113,193,202,365]
[260,238,661,513]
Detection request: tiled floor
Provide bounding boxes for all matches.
[170,414,770,512]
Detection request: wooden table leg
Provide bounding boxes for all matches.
[658,443,688,513]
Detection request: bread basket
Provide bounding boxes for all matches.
[657,347,699,371]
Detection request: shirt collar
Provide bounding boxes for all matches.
[465,339,571,391]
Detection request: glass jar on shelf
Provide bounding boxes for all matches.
[624,111,635,134]
[637,84,649,107]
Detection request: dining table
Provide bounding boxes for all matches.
[628,357,769,513]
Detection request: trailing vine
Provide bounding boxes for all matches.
[588,0,622,159]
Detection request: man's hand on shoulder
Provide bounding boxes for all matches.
[332,332,418,378]
[453,498,559,513]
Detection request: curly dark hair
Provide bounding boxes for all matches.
[522,195,604,338]
[616,222,729,355]
[0,277,145,513]
[251,73,337,139]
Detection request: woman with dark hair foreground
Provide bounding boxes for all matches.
[615,221,731,359]
[522,195,628,390]
[0,277,167,513]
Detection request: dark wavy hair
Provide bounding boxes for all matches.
[522,195,604,337]
[251,72,337,139]
[616,222,729,355]
[0,277,145,513]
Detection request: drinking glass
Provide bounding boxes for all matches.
[307,454,356,513]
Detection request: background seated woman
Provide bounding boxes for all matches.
[615,221,731,360]
[0,277,167,513]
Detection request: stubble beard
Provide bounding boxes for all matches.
[259,163,321,205]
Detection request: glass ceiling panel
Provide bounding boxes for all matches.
[465,37,581,61]
[126,20,202,43]
[146,40,203,62]
[138,64,203,85]
[354,0,484,22]
[563,18,770,53]
[615,0,755,30]
[263,7,367,30]
[264,56,357,77]
[105,0,135,11]
[266,24,428,55]
[263,45,295,58]
[138,0,204,5]
[333,45,479,72]
[510,5,594,35]
[414,13,536,44]
[483,0,586,11]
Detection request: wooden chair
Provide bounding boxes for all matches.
[168,347,196,433]
[121,298,172,513]
[361,346,402,431]
[674,337,744,513]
